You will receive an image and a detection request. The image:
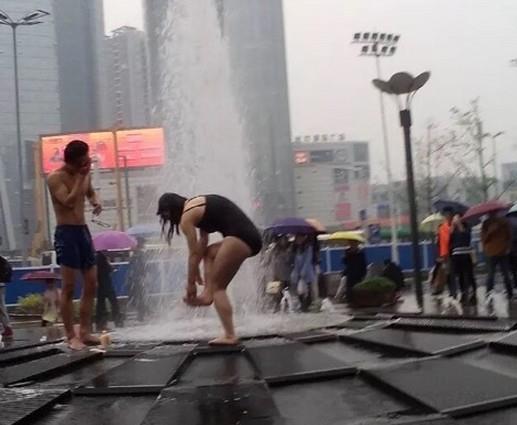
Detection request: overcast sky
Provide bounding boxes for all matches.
[104,0,517,182]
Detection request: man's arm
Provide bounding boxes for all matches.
[47,173,86,209]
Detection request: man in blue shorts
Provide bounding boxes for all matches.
[47,140,102,350]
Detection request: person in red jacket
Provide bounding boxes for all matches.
[435,207,456,298]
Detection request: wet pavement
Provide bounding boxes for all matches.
[3,292,517,424]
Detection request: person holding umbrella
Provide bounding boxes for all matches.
[449,213,477,304]
[481,210,513,300]
[291,234,316,312]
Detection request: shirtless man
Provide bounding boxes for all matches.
[47,140,102,350]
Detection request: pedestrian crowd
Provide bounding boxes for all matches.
[432,206,517,303]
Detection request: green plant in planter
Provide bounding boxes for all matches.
[18,293,44,314]
[354,277,396,293]
[351,277,397,307]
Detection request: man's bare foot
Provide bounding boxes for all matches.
[184,291,213,307]
[68,337,86,351]
[209,335,239,346]
[80,334,101,346]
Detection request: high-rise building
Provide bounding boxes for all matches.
[0,1,61,252]
[104,26,150,128]
[144,0,295,224]
[292,136,371,230]
[53,0,107,132]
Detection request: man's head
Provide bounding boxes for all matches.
[64,140,90,169]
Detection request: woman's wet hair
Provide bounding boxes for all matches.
[156,193,187,244]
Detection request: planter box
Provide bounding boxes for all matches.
[351,288,396,308]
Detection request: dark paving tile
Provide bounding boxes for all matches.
[271,376,419,425]
[0,345,63,366]
[283,330,337,343]
[0,388,69,425]
[142,382,281,425]
[37,358,126,388]
[453,406,517,425]
[358,417,454,425]
[342,329,485,356]
[0,339,64,354]
[104,343,159,358]
[363,357,517,417]
[490,331,517,354]
[0,351,102,386]
[393,313,498,321]
[33,395,156,425]
[390,318,514,333]
[76,345,193,395]
[309,340,413,367]
[247,342,355,385]
[244,338,291,348]
[179,352,258,386]
[455,348,517,378]
[193,342,245,355]
[0,328,64,353]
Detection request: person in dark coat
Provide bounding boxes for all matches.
[343,241,367,302]
[508,214,517,288]
[127,237,148,322]
[450,214,477,304]
[95,251,123,331]
[382,259,405,291]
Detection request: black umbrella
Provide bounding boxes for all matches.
[433,199,469,215]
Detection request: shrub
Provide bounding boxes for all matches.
[18,293,44,314]
[353,277,396,293]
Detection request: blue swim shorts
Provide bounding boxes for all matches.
[54,225,96,270]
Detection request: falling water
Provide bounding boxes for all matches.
[117,0,345,342]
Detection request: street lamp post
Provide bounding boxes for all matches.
[0,9,50,261]
[353,32,400,263]
[372,71,431,309]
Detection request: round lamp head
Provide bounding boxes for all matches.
[388,72,415,94]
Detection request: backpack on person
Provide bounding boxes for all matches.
[0,256,13,283]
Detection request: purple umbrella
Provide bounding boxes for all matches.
[93,231,137,251]
[266,217,315,235]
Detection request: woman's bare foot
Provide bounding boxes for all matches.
[68,337,86,351]
[80,334,101,346]
[184,291,213,307]
[209,335,239,346]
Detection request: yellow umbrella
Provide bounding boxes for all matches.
[327,231,366,244]
[420,213,443,231]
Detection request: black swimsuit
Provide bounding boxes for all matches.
[185,195,262,256]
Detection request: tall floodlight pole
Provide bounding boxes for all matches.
[352,32,400,263]
[0,9,50,262]
[373,71,431,309]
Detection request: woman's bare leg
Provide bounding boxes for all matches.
[208,237,251,345]
[185,242,221,307]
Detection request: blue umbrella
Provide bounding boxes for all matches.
[127,223,162,238]
[433,199,469,215]
[265,217,315,235]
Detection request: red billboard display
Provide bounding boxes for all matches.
[41,128,165,174]
[115,128,165,168]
